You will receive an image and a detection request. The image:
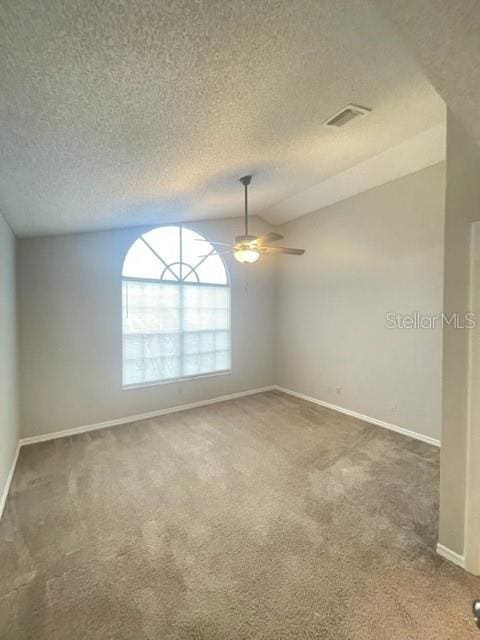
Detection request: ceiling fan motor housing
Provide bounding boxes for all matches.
[235,234,258,246]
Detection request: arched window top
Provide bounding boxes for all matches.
[123,225,228,285]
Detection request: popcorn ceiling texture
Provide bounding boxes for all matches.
[0,0,444,236]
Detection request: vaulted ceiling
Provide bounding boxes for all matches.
[0,0,445,236]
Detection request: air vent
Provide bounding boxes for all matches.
[325,104,371,127]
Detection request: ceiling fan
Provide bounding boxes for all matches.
[198,175,305,263]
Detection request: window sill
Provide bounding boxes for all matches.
[122,369,232,391]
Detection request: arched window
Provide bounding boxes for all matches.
[122,225,230,386]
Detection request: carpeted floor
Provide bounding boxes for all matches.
[1,390,479,639]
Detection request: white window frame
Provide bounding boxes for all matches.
[121,225,231,389]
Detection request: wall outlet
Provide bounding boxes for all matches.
[391,404,398,413]
[335,386,341,395]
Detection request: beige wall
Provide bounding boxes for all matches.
[18,216,275,437]
[466,222,480,573]
[0,212,18,504]
[275,163,445,441]
[439,112,480,556]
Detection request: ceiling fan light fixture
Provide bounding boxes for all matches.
[234,248,260,264]
[197,174,304,263]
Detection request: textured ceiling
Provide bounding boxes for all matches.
[0,0,444,237]
[370,0,480,146]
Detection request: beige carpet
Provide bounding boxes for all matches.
[1,390,479,639]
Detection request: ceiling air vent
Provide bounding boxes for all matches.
[325,104,371,127]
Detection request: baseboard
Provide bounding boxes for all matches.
[274,386,441,448]
[0,442,20,520]
[20,386,277,447]
[436,543,465,569]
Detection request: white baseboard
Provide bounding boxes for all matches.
[436,543,465,569]
[274,386,441,448]
[19,386,276,447]
[0,442,20,520]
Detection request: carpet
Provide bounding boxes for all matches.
[1,390,479,638]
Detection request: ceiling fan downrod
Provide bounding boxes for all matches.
[240,175,252,238]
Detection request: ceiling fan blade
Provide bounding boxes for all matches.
[255,232,284,245]
[260,246,305,255]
